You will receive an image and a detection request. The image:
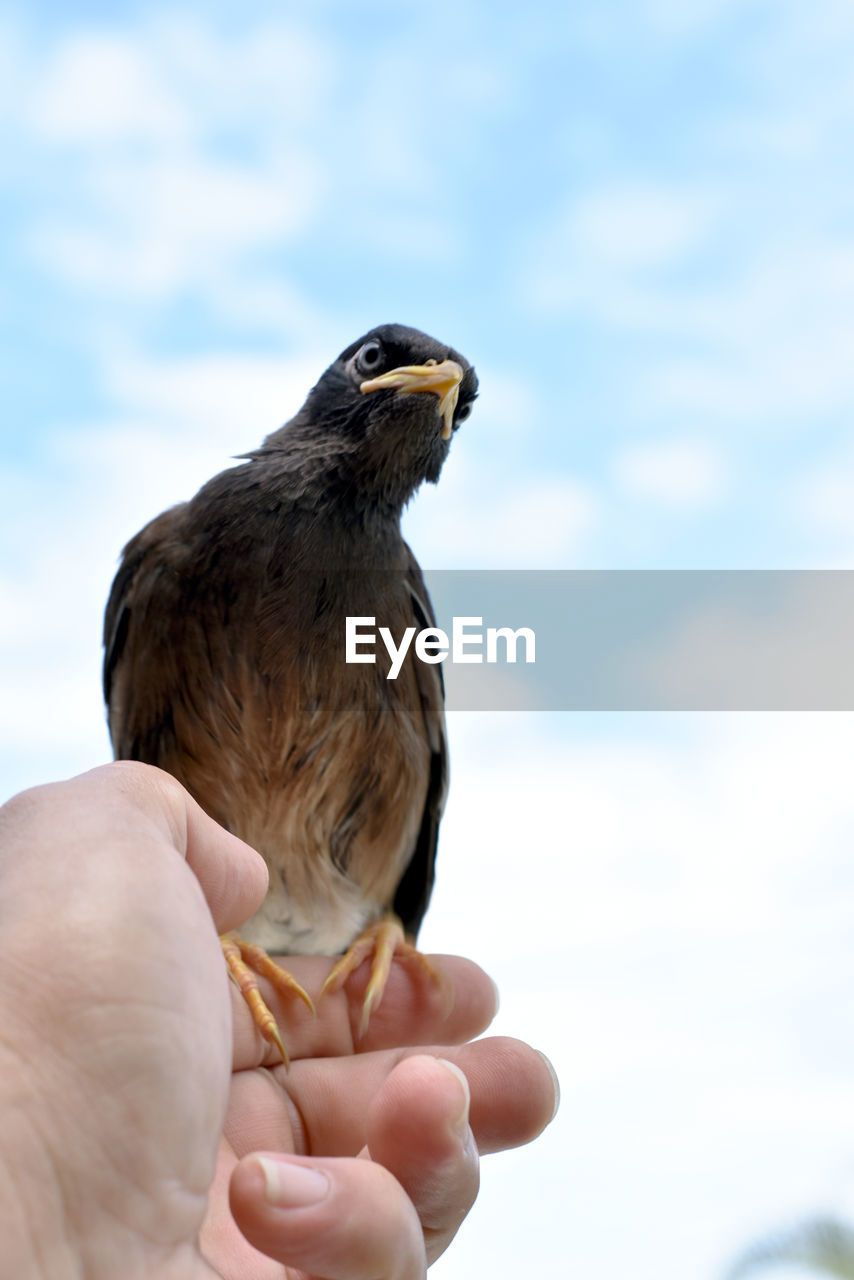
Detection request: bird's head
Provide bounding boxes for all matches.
[281,323,478,512]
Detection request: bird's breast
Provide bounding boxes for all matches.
[164,560,432,956]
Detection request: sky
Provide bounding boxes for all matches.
[2,1,854,1277]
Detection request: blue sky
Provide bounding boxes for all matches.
[3,3,854,1278]
[6,0,854,575]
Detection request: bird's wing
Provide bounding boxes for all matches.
[102,505,189,763]
[391,547,449,939]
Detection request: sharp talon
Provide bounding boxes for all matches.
[220,932,312,1066]
[358,993,376,1040]
[268,1023,290,1070]
[318,913,452,1036]
[238,939,316,1016]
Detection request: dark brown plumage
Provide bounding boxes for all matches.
[103,324,477,1037]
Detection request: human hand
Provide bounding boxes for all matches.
[0,761,264,1278]
[0,762,558,1279]
[207,950,557,1278]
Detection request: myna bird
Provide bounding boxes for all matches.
[103,324,478,1061]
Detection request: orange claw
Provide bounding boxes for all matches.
[319,913,452,1038]
[221,932,315,1067]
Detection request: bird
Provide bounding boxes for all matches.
[103,323,478,1061]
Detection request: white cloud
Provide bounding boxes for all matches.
[638,0,752,35]
[103,347,321,438]
[793,455,854,563]
[0,18,27,127]
[148,16,333,130]
[798,462,854,539]
[403,452,597,568]
[426,711,854,1280]
[25,19,332,146]
[614,437,727,508]
[28,32,192,144]
[429,714,854,963]
[642,243,854,423]
[525,185,854,427]
[525,180,722,313]
[459,364,543,442]
[518,3,854,443]
[19,19,329,322]
[572,183,720,272]
[30,148,321,301]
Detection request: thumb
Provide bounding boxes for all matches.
[230,1152,425,1280]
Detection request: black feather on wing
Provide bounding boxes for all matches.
[102,541,143,710]
[102,506,188,762]
[391,547,449,940]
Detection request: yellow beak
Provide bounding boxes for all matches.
[360,358,463,441]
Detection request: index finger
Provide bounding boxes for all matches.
[229,953,500,1067]
[225,1035,558,1163]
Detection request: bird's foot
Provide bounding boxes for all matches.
[221,932,315,1067]
[319,913,451,1038]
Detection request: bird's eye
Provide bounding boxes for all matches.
[454,402,473,428]
[356,341,383,374]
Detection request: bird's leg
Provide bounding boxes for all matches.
[221,932,315,1067]
[319,913,451,1038]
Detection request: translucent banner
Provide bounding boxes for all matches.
[338,570,854,711]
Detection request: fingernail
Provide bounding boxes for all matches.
[256,1157,329,1208]
[536,1050,561,1122]
[488,974,501,1018]
[437,1057,471,1139]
